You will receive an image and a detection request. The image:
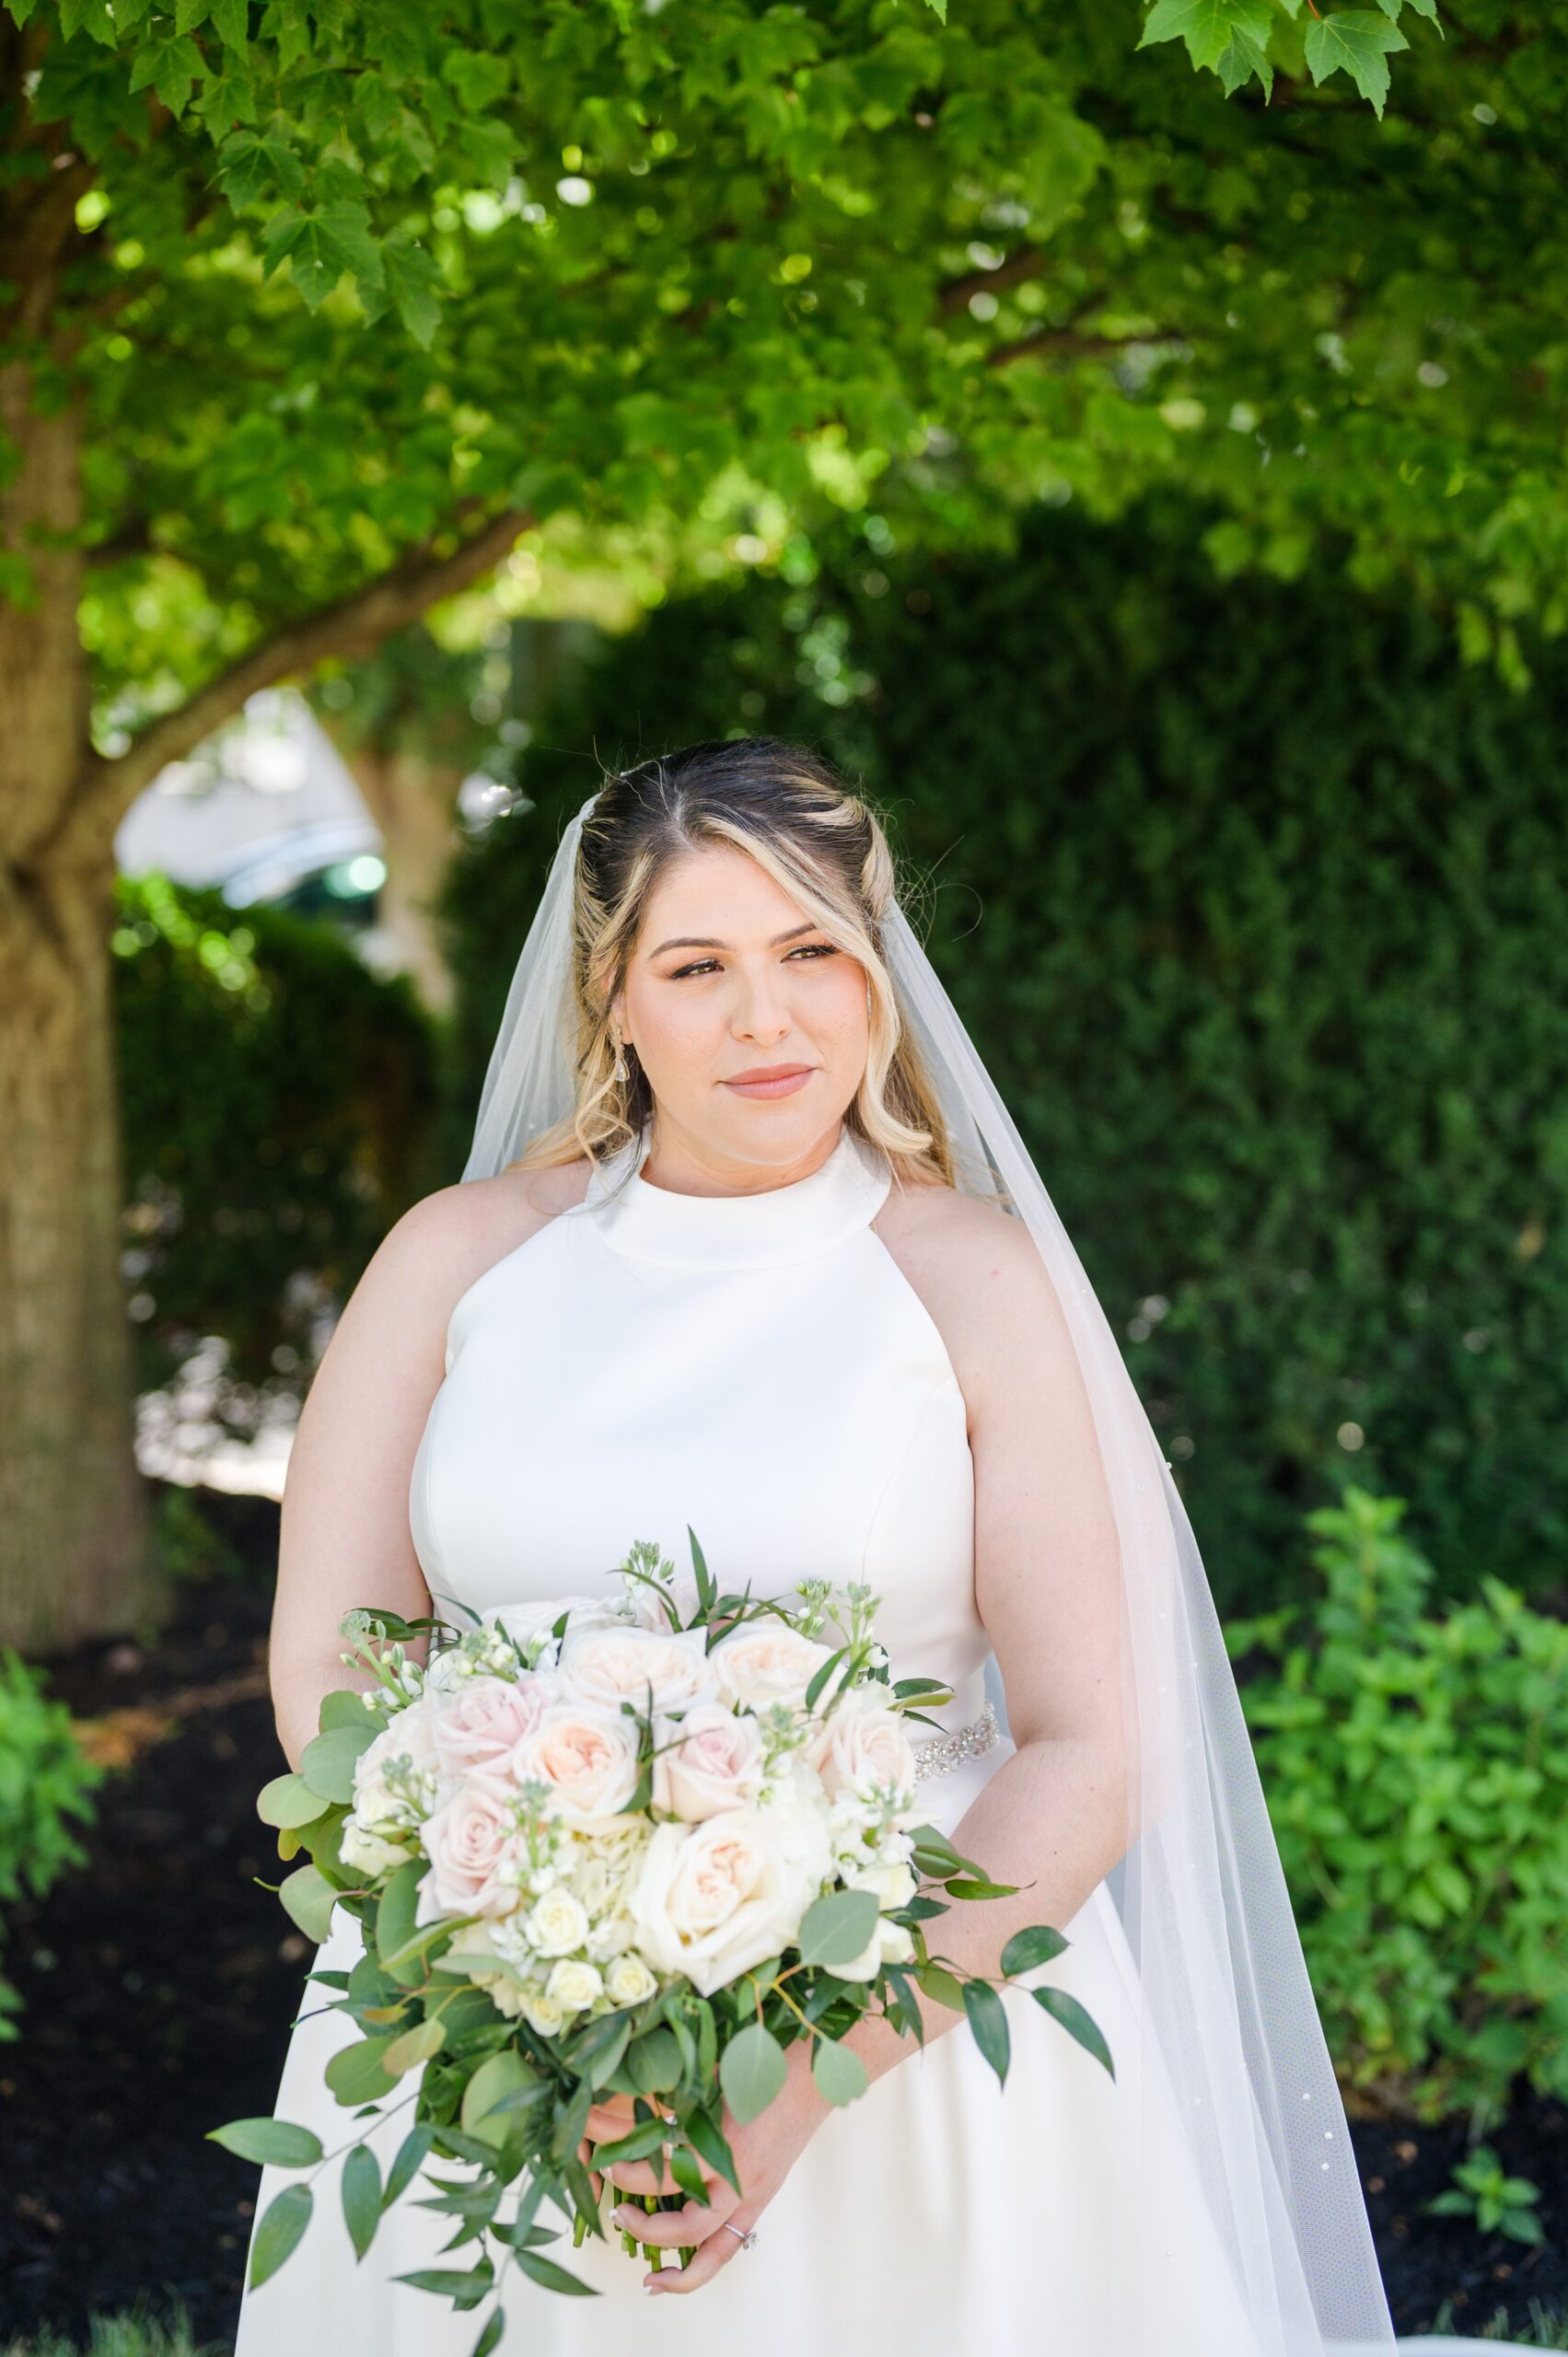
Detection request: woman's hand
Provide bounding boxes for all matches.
[577,2042,830,2293]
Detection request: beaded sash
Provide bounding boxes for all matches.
[910,1698,1000,1782]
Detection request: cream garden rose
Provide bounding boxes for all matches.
[806,1689,919,1805]
[628,1799,830,1996]
[709,1620,838,1713]
[558,1623,719,1716]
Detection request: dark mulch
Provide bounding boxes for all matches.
[0,1483,1562,2349]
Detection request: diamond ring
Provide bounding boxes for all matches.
[723,2222,759,2249]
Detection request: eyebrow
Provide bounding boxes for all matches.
[648,922,820,957]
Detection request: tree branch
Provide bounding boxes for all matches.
[42,501,534,867]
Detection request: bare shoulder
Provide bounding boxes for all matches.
[870,1170,1069,1426]
[338,1153,597,1362]
[387,1155,596,1297]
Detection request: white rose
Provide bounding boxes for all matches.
[806,1692,918,1806]
[605,1951,659,2005]
[846,1858,917,1910]
[710,1622,838,1714]
[558,1624,719,1717]
[629,1805,824,1997]
[340,1820,411,1877]
[524,1887,591,1957]
[585,1908,638,1963]
[651,1701,766,1821]
[546,1956,604,2013]
[821,1913,916,1982]
[520,1987,568,2038]
[513,1701,641,1833]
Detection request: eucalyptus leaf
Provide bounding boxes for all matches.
[299,1721,378,1804]
[1001,1924,1069,1978]
[207,2116,323,2167]
[278,1862,339,1945]
[324,2034,401,2107]
[963,1979,1011,2087]
[718,2022,787,2124]
[811,2036,869,2107]
[1032,1985,1116,2078]
[342,2142,381,2258]
[796,1887,878,1968]
[382,2017,447,2075]
[256,1771,330,1829]
[248,2183,312,2290]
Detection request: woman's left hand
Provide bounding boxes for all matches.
[581,2041,830,2294]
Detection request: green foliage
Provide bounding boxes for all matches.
[0,2289,225,2357]
[0,1651,105,2041]
[1229,1484,1568,2121]
[11,0,1557,763]
[112,873,442,1431]
[439,499,1568,1611]
[1427,2142,1545,2246]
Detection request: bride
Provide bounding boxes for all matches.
[236,738,1507,2354]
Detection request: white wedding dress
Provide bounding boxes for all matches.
[233,1121,1473,2355]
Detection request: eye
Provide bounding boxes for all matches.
[668,944,840,981]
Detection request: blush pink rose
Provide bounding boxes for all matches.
[429,1674,552,1782]
[513,1701,641,1833]
[651,1702,766,1822]
[416,1781,519,1923]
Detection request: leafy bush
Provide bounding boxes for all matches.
[0,1652,105,2039]
[112,873,442,1435]
[1228,1486,1568,2121]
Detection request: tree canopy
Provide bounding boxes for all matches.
[17,0,1568,827]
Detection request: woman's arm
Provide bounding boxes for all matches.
[837,1198,1131,2084]
[267,1180,559,1771]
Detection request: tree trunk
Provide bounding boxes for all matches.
[342,743,463,1015]
[0,360,160,1653]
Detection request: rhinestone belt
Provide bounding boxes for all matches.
[911,1699,1000,1782]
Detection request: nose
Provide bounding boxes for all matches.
[729,958,794,1043]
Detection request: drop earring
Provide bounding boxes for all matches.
[611,1029,628,1082]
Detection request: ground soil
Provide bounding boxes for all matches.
[0,1485,1562,2350]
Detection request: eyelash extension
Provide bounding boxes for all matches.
[669,944,840,981]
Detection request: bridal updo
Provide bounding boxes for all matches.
[504,736,959,1188]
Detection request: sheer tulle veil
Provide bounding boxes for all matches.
[458,782,1398,2357]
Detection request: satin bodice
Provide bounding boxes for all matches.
[408,1120,987,1727]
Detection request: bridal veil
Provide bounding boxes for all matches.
[457,775,1401,2357]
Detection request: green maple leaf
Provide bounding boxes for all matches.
[1139,0,1273,75]
[1305,9,1411,117]
[1218,25,1272,98]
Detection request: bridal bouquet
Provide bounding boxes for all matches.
[212,1533,1110,2347]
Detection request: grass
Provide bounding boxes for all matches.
[1423,2299,1568,2347]
[0,2292,223,2357]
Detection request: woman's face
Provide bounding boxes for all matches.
[611,842,870,1177]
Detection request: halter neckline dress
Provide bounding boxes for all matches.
[233,1116,1264,2356]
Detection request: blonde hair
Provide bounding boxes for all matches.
[501,737,970,1193]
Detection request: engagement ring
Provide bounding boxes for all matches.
[723,2222,759,2249]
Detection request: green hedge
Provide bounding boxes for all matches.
[1230,1486,1568,2125]
[113,874,442,1426]
[438,498,1568,1615]
[0,1653,103,2040]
